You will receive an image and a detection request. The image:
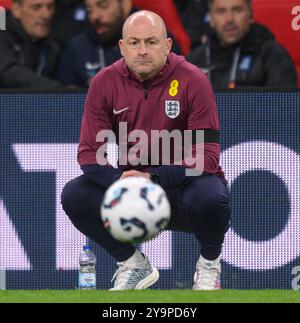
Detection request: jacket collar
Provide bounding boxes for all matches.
[7,13,32,42]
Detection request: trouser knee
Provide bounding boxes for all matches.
[61,175,135,262]
[61,177,82,215]
[61,175,105,218]
[184,177,229,214]
[183,176,231,239]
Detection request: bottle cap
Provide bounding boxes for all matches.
[83,245,92,251]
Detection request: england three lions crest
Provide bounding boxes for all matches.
[165,100,180,119]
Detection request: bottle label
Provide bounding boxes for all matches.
[78,272,96,289]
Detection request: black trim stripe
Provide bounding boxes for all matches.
[192,129,220,144]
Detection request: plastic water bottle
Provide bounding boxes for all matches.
[78,245,96,290]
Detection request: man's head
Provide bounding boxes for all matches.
[11,0,55,40]
[119,10,172,81]
[208,0,253,46]
[84,0,132,44]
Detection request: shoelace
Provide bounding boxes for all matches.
[111,263,142,288]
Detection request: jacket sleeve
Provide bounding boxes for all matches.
[186,67,220,176]
[148,165,187,189]
[81,164,122,189]
[263,40,298,87]
[0,34,61,88]
[149,66,220,190]
[78,74,122,188]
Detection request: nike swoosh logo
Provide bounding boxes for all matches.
[113,107,129,115]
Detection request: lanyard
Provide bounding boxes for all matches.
[204,40,211,81]
[98,46,106,70]
[228,46,241,88]
[205,43,241,88]
[36,47,46,76]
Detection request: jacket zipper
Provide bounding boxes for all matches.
[143,81,149,100]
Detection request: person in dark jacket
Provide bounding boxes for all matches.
[51,0,89,50]
[59,0,181,87]
[188,0,297,88]
[174,0,210,49]
[0,0,61,88]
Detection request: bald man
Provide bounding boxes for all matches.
[61,11,231,291]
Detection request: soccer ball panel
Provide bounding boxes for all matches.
[101,177,171,243]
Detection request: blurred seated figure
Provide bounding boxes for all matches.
[174,0,209,49]
[0,0,61,88]
[59,0,181,87]
[188,0,297,88]
[51,0,89,50]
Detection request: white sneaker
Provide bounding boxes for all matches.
[192,255,221,290]
[110,255,159,290]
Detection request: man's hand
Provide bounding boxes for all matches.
[120,170,150,180]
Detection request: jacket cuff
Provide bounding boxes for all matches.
[80,164,122,189]
[149,165,186,190]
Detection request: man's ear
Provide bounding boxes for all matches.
[166,38,172,55]
[11,3,22,19]
[119,39,124,57]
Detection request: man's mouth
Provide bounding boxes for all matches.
[135,61,151,64]
[95,25,109,34]
[36,22,50,28]
[224,25,238,33]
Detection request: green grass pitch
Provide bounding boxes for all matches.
[0,290,300,303]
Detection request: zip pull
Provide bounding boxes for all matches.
[143,81,149,100]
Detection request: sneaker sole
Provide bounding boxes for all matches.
[192,286,221,291]
[135,267,159,290]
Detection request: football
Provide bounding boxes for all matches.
[101,176,171,243]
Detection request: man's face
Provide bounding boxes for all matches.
[12,0,55,40]
[119,16,172,81]
[85,0,128,44]
[209,0,253,46]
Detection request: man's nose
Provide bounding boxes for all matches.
[90,10,103,24]
[224,10,235,23]
[138,41,148,55]
[40,6,54,20]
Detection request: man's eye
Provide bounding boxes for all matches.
[234,7,244,13]
[32,4,41,10]
[215,9,225,14]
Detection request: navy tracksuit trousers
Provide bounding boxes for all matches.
[61,174,231,262]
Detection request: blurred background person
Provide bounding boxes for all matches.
[0,0,62,88]
[51,0,89,50]
[59,0,181,87]
[188,0,297,88]
[174,0,209,49]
